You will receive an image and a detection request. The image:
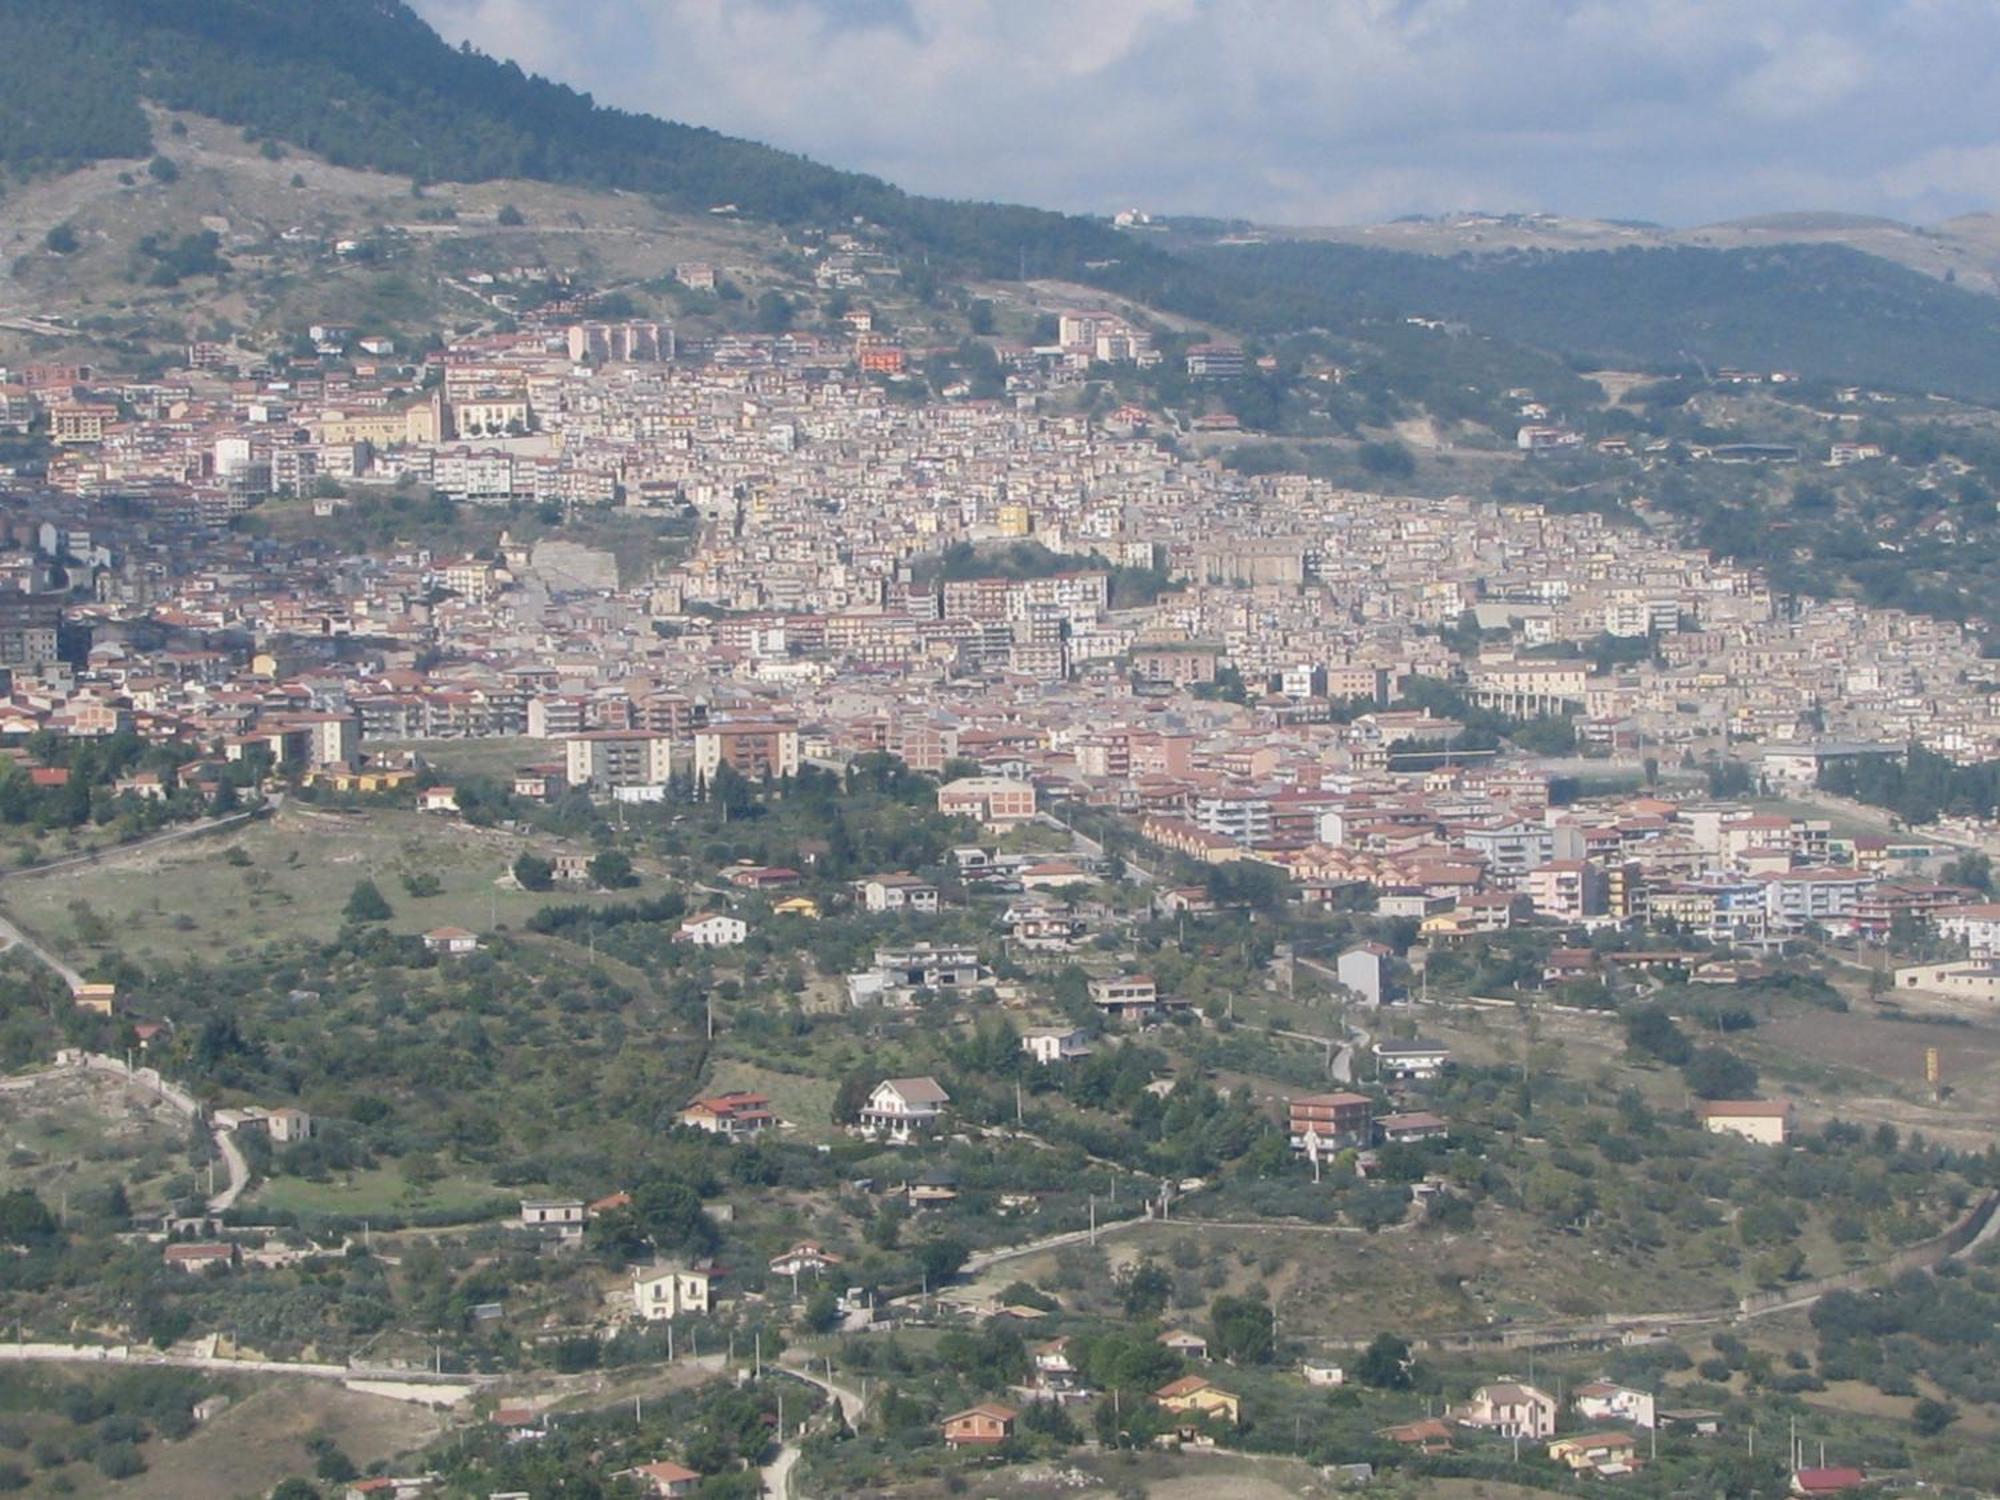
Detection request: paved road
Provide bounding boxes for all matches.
[208,1126,250,1214]
[761,1357,868,1499]
[0,910,83,989]
[9,1054,251,1218]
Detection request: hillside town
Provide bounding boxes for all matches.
[1,321,1997,979]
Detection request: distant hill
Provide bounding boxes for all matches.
[8,0,2000,409]
[0,0,1132,280]
[1191,239,2000,402]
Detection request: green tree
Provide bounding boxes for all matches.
[1683,1046,1758,1100]
[588,850,637,889]
[512,853,554,891]
[1912,1396,1958,1435]
[1355,1332,1413,1388]
[1624,1004,1692,1065]
[343,879,392,923]
[1941,851,1993,894]
[914,1236,968,1288]
[1121,1259,1173,1317]
[802,1287,841,1334]
[1209,1294,1275,1364]
[0,1190,56,1247]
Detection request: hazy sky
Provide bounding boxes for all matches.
[412,0,2000,227]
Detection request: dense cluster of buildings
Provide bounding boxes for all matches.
[2,328,1998,956]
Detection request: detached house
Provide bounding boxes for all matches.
[856,874,939,913]
[1550,1431,1642,1477]
[674,913,748,948]
[1698,1099,1794,1145]
[1289,1091,1373,1152]
[1089,974,1163,1021]
[625,1460,700,1498]
[1375,1039,1451,1081]
[1153,1375,1240,1431]
[859,1076,950,1141]
[631,1263,717,1320]
[422,926,480,955]
[520,1198,586,1237]
[1573,1381,1656,1429]
[1021,1025,1093,1065]
[942,1403,1018,1447]
[679,1091,777,1139]
[1455,1382,1557,1439]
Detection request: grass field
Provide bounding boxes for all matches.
[57,1379,442,1500]
[0,804,622,970]
[249,1166,519,1223]
[701,1058,841,1145]
[0,1069,193,1217]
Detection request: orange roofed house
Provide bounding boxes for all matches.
[679,1091,777,1140]
[942,1403,1018,1447]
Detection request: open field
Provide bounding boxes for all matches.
[701,1058,841,1146]
[0,803,624,970]
[249,1166,519,1223]
[0,1069,193,1218]
[373,736,553,782]
[1738,998,2000,1147]
[58,1379,442,1500]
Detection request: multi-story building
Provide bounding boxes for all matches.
[693,719,800,785]
[938,775,1036,826]
[564,730,674,791]
[1288,1091,1373,1152]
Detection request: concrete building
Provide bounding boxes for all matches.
[565,730,674,791]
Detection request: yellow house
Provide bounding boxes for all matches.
[772,896,821,920]
[73,983,118,1015]
[302,765,419,795]
[1153,1376,1240,1426]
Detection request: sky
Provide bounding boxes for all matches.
[411,0,2000,228]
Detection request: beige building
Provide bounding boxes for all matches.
[313,401,440,448]
[1697,1099,1794,1145]
[938,775,1036,827]
[631,1263,716,1320]
[565,730,674,790]
[693,720,800,785]
[1893,960,2000,1002]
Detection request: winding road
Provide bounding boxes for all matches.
[760,1356,867,1500]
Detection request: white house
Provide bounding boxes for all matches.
[1374,1039,1451,1081]
[1937,902,2000,958]
[422,925,481,955]
[1573,1382,1657,1429]
[675,913,748,948]
[857,874,940,914]
[859,1076,951,1141]
[1021,1026,1093,1065]
[1455,1382,1558,1439]
[520,1198,586,1236]
[1337,942,1397,1005]
[631,1263,717,1320]
[1697,1099,1794,1145]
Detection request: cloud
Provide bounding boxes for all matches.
[409,0,2000,225]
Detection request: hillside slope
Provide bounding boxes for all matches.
[0,0,1131,281]
[7,0,2000,407]
[1191,239,2000,402]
